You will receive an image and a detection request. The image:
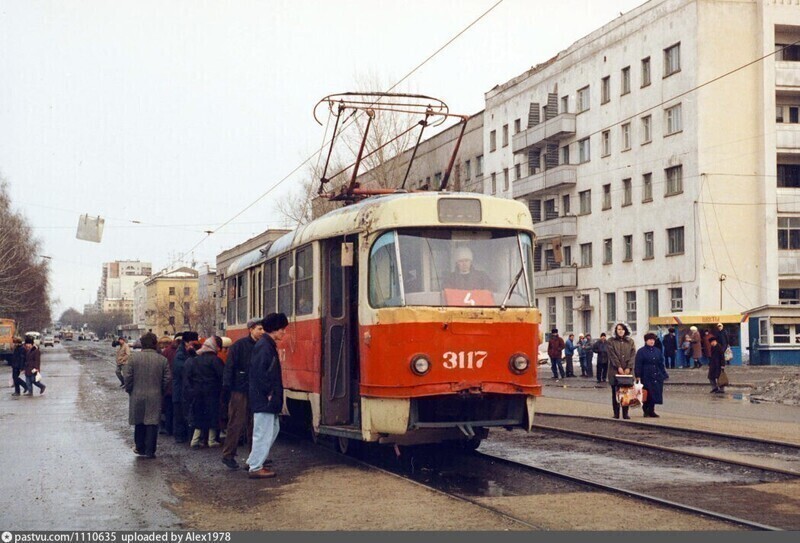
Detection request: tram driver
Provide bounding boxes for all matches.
[443,246,492,292]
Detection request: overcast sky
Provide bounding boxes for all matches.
[0,0,644,316]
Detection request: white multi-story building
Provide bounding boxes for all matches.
[480,0,800,354]
[96,260,152,313]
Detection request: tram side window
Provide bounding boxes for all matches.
[227,278,237,324]
[278,254,294,316]
[237,273,248,325]
[264,260,276,315]
[250,267,263,320]
[295,246,313,315]
[369,231,402,308]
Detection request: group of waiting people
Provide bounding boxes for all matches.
[546,330,612,383]
[118,313,288,479]
[9,336,46,396]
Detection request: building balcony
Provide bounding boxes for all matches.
[513,165,577,199]
[535,266,577,291]
[533,215,577,241]
[776,61,800,88]
[512,113,576,153]
[779,252,800,276]
[777,124,800,151]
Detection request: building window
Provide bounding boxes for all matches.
[577,86,590,112]
[515,163,522,180]
[490,130,497,152]
[779,288,800,305]
[642,173,653,202]
[562,194,571,215]
[563,245,572,266]
[168,316,175,326]
[579,190,592,215]
[774,324,792,343]
[169,287,176,296]
[665,103,682,135]
[514,118,521,133]
[564,296,574,332]
[641,57,651,87]
[670,287,683,312]
[578,137,591,163]
[580,242,593,267]
[491,172,497,194]
[502,124,509,148]
[560,145,570,165]
[664,43,681,77]
[601,130,610,157]
[778,217,800,249]
[169,301,175,310]
[759,318,769,344]
[644,231,654,259]
[625,291,637,333]
[476,155,484,176]
[602,184,611,210]
[778,164,800,188]
[544,199,558,220]
[548,297,557,331]
[667,226,685,255]
[621,66,631,95]
[621,123,631,151]
[641,115,652,144]
[561,95,569,113]
[606,292,617,331]
[623,234,633,261]
[647,289,659,320]
[777,43,800,61]
[622,178,632,206]
[603,239,613,264]
[503,168,510,191]
[601,76,610,104]
[184,287,191,296]
[665,165,683,195]
[183,315,190,325]
[464,160,471,181]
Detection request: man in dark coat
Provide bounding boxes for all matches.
[172,331,198,443]
[23,337,45,395]
[547,329,566,380]
[662,328,678,369]
[247,313,288,479]
[222,318,264,470]
[125,333,170,458]
[592,333,609,383]
[10,337,29,395]
[186,336,224,448]
[634,332,669,418]
[708,335,726,393]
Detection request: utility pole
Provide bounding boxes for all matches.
[719,274,727,311]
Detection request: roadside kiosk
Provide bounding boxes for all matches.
[649,313,744,366]
[743,305,800,365]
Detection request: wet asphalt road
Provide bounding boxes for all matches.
[0,344,180,530]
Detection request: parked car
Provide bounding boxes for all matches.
[43,335,55,347]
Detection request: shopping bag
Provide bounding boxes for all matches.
[724,347,733,362]
[616,386,641,407]
[633,382,647,404]
[717,369,729,387]
[33,369,41,383]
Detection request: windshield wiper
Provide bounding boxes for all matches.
[500,266,524,311]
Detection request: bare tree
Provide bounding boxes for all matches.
[151,286,199,335]
[194,298,216,337]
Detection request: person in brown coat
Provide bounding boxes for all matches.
[689,326,703,368]
[23,336,46,395]
[547,329,566,380]
[125,333,171,458]
[607,323,635,419]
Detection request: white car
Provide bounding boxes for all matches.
[43,336,55,347]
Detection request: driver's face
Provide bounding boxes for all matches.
[456,258,472,274]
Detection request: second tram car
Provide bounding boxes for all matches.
[224,192,541,449]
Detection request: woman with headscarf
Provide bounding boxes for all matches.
[606,322,636,419]
[689,325,703,368]
[635,332,669,418]
[185,336,224,448]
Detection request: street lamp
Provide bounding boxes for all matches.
[718,274,727,311]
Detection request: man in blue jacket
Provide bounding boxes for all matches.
[247,313,288,479]
[564,334,577,378]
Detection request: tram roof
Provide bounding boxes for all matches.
[227,192,533,275]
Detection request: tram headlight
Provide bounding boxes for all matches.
[410,354,431,376]
[509,353,530,374]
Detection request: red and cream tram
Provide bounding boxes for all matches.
[224,191,541,449]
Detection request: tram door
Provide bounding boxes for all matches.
[321,239,357,425]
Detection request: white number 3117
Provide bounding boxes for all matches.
[442,351,488,369]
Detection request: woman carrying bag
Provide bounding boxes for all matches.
[607,322,636,419]
[635,332,669,418]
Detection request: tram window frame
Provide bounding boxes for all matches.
[369,231,402,308]
[278,254,294,317]
[295,245,314,316]
[263,260,276,314]
[227,277,237,324]
[237,273,248,325]
[250,266,263,320]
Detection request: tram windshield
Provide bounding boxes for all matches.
[369,228,534,308]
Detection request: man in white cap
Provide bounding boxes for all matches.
[444,246,492,291]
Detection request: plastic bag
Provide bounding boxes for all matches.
[633,382,647,404]
[724,347,733,362]
[718,369,729,387]
[33,369,41,383]
[616,386,642,407]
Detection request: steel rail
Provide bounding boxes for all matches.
[530,422,800,477]
[536,412,800,449]
[474,451,783,531]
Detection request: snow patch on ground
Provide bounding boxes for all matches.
[751,373,800,405]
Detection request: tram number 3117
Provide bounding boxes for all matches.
[443,351,488,369]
